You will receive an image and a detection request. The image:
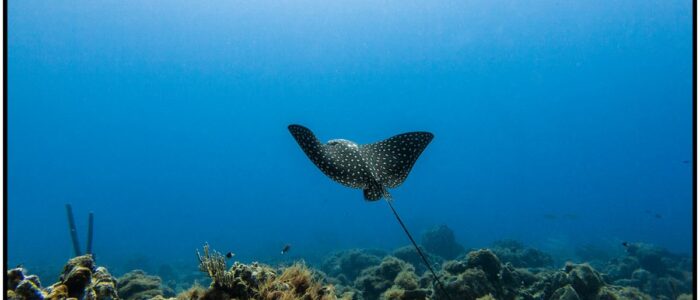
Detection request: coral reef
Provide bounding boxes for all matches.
[7,246,336,300]
[155,263,209,294]
[420,225,465,260]
[195,243,278,298]
[574,243,620,264]
[353,257,407,299]
[117,270,175,300]
[315,242,689,300]
[7,254,119,300]
[7,267,44,300]
[436,249,526,299]
[390,245,443,275]
[549,284,579,300]
[92,267,121,300]
[170,285,208,300]
[8,241,692,300]
[321,249,384,284]
[490,239,554,268]
[521,262,656,300]
[466,249,502,281]
[193,244,335,300]
[353,256,430,300]
[602,242,692,299]
[257,263,335,300]
[439,251,655,300]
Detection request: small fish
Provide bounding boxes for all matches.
[281,244,291,254]
[682,160,690,164]
[655,213,662,219]
[225,252,235,259]
[621,241,629,247]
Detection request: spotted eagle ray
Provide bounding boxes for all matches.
[288,124,451,299]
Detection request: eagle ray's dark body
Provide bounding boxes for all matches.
[288,124,433,200]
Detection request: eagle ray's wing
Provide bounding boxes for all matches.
[360,132,433,188]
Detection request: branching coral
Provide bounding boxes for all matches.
[196,244,276,298]
[194,244,333,300]
[196,243,230,288]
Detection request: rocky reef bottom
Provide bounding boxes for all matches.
[6,241,693,300]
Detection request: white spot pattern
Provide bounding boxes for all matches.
[360,131,433,188]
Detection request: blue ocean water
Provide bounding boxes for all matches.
[8,0,692,276]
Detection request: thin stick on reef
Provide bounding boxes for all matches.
[86,212,94,254]
[65,204,82,256]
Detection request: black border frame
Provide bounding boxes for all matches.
[1,0,697,296]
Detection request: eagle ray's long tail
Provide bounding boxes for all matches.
[383,195,452,300]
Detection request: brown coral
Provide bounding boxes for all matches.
[47,255,118,300]
[7,255,118,300]
[195,244,334,300]
[257,263,335,300]
[117,270,170,300]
